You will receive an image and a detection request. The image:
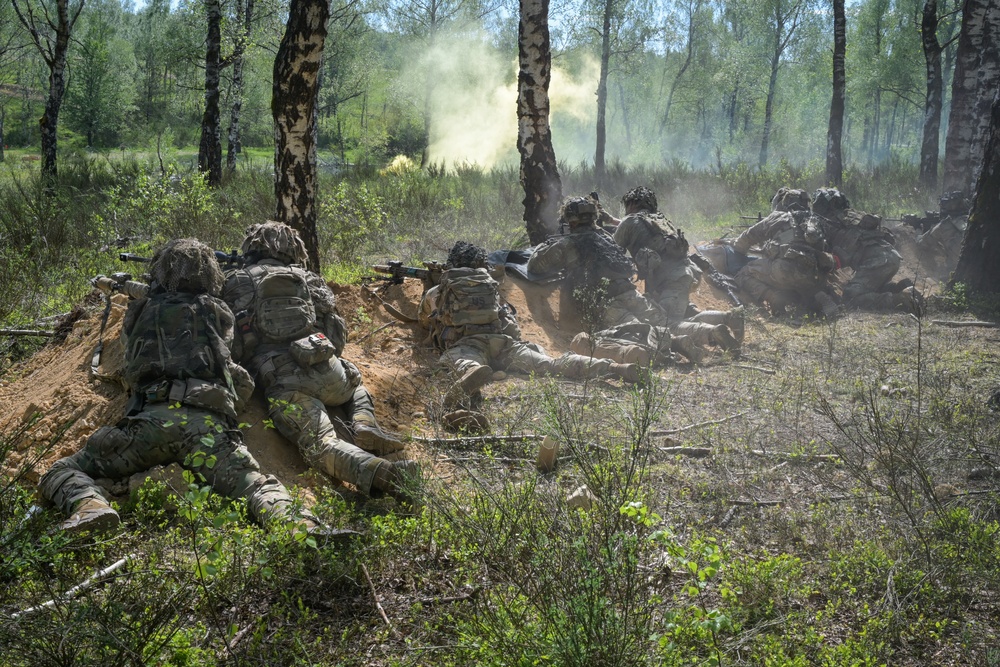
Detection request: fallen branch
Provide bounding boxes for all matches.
[12,556,132,618]
[418,589,480,605]
[749,450,841,463]
[360,563,402,640]
[931,319,1000,328]
[732,364,776,375]
[658,446,711,458]
[411,434,545,445]
[650,411,748,436]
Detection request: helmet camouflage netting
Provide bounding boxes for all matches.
[812,188,851,217]
[150,238,224,295]
[771,188,811,212]
[241,221,308,265]
[447,241,488,269]
[560,196,599,227]
[621,186,658,213]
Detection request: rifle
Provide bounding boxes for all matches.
[119,249,245,268]
[689,252,742,307]
[371,260,446,286]
[91,272,150,300]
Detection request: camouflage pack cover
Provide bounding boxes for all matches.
[122,292,235,406]
[244,263,317,344]
[770,188,810,213]
[566,230,636,297]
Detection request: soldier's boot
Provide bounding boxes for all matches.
[571,333,651,366]
[352,415,406,456]
[671,335,706,364]
[296,517,361,543]
[895,286,923,314]
[710,325,741,354]
[814,291,843,319]
[608,363,647,386]
[61,498,120,534]
[444,363,494,407]
[373,459,422,504]
[725,306,746,344]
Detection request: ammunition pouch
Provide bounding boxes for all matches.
[289,333,336,368]
[139,378,237,419]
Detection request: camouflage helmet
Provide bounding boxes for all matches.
[149,238,224,296]
[241,221,308,265]
[447,241,488,269]
[812,188,851,218]
[621,186,658,213]
[560,196,599,228]
[771,188,811,213]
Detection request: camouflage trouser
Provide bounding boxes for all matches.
[440,333,617,380]
[917,220,963,278]
[735,258,822,313]
[843,247,901,304]
[649,263,698,324]
[38,403,302,526]
[673,315,723,347]
[604,290,670,329]
[257,352,383,495]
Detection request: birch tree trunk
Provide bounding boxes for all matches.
[919,0,942,189]
[226,0,254,173]
[273,0,329,272]
[951,89,1000,295]
[198,0,223,187]
[942,0,1000,196]
[825,0,845,187]
[518,0,562,245]
[12,0,84,182]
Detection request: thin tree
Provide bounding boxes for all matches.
[12,0,86,181]
[825,0,845,186]
[272,0,329,272]
[942,0,1000,196]
[951,89,1000,296]
[919,0,943,189]
[198,0,223,186]
[758,0,806,168]
[658,0,704,138]
[518,0,561,244]
[226,0,255,173]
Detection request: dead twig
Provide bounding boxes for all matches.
[650,411,748,436]
[12,556,133,619]
[360,563,402,640]
[0,329,57,338]
[353,321,396,344]
[658,446,712,458]
[411,434,545,445]
[931,319,1000,328]
[732,364,777,375]
[749,450,841,463]
[418,589,480,605]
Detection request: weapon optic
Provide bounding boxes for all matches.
[119,249,244,267]
[371,260,446,286]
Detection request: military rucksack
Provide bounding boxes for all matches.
[430,267,504,348]
[124,292,232,391]
[246,264,316,344]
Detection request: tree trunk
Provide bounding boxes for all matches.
[920,0,943,189]
[517,0,561,245]
[826,0,846,187]
[658,0,700,137]
[951,89,1000,295]
[594,0,612,187]
[617,80,632,150]
[942,0,1000,196]
[227,0,253,174]
[0,105,6,162]
[273,0,330,272]
[758,38,781,168]
[198,0,223,187]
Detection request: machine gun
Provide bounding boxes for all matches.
[371,260,446,286]
[90,272,150,300]
[119,249,245,268]
[689,252,742,307]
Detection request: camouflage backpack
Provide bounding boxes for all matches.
[123,292,232,392]
[431,267,503,348]
[245,263,317,344]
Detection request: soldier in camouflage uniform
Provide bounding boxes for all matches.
[730,189,841,317]
[812,188,921,313]
[528,196,734,363]
[222,222,416,502]
[420,242,646,404]
[613,187,744,354]
[39,239,314,533]
[916,191,968,280]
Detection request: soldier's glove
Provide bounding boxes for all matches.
[341,359,363,388]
